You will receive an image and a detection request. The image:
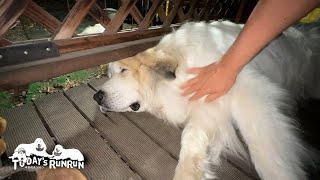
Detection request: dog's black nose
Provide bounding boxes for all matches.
[93,90,104,105]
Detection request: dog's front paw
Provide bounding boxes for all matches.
[173,159,203,180]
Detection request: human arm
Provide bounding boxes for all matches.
[181,0,320,102]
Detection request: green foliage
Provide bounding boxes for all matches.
[0,92,13,111]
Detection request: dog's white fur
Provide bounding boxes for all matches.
[98,21,320,180]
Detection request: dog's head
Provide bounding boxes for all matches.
[34,138,46,151]
[93,48,180,113]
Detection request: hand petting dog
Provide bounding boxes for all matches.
[180,61,238,102]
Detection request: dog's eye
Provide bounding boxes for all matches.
[121,68,127,73]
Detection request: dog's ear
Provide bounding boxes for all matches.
[153,61,177,80]
[138,49,178,80]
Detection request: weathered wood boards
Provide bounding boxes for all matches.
[0,0,31,40]
[0,37,161,89]
[34,92,140,180]
[52,0,97,40]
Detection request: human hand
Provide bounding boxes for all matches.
[180,62,238,102]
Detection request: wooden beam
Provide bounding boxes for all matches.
[235,0,248,23]
[196,0,209,21]
[130,6,144,25]
[162,0,184,27]
[183,0,197,21]
[88,3,110,28]
[138,0,165,30]
[0,39,12,47]
[0,0,31,40]
[0,37,162,89]
[177,8,185,22]
[204,0,215,21]
[23,1,61,34]
[56,27,174,53]
[103,0,139,34]
[156,3,167,22]
[52,0,96,40]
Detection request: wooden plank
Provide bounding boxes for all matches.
[88,3,110,28]
[0,104,54,180]
[0,37,161,89]
[88,78,258,180]
[88,76,109,90]
[235,0,248,23]
[0,39,12,47]
[64,84,177,180]
[52,0,96,40]
[176,8,185,22]
[162,0,184,27]
[23,1,61,34]
[0,104,55,156]
[103,0,139,34]
[183,0,197,21]
[138,0,165,30]
[156,2,167,22]
[130,6,144,25]
[124,112,181,158]
[196,0,209,21]
[0,0,31,40]
[56,27,172,54]
[34,92,139,180]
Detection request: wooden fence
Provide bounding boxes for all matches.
[0,0,257,89]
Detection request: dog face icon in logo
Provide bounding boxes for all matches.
[51,145,84,161]
[9,138,51,159]
[32,138,51,157]
[14,148,27,162]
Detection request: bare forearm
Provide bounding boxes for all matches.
[220,0,319,73]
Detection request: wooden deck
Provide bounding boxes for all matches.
[0,77,260,180]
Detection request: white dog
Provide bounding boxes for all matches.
[51,145,84,161]
[9,138,51,159]
[94,21,320,180]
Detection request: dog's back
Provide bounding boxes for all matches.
[157,21,320,180]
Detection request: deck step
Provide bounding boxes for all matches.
[1,104,55,180]
[34,92,139,180]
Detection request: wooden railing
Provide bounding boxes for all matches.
[0,0,256,89]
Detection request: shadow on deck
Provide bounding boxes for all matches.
[1,78,264,180]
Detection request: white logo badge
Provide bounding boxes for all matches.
[9,138,85,170]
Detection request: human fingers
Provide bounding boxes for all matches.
[180,76,200,89]
[187,67,204,74]
[189,88,212,101]
[181,85,200,96]
[204,92,221,102]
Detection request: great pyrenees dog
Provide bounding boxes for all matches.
[93,21,320,180]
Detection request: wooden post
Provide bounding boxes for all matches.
[52,0,96,40]
[138,0,165,30]
[235,0,248,23]
[0,0,31,40]
[130,6,144,25]
[23,1,61,34]
[162,0,184,27]
[183,0,197,21]
[0,39,12,47]
[103,0,139,34]
[88,3,110,28]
